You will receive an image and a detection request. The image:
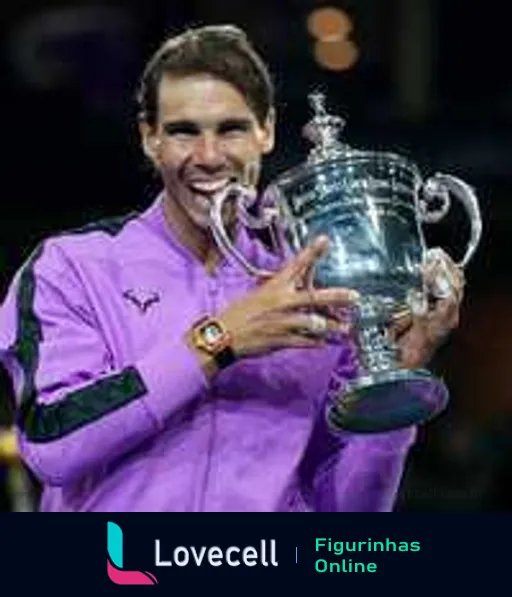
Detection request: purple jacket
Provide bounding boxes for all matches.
[0,196,416,511]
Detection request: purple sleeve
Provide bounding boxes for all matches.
[312,426,417,512]
[0,241,207,486]
[299,347,417,512]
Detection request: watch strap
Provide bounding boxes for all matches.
[213,344,237,369]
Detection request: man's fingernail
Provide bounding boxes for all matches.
[314,235,329,249]
[339,322,352,334]
[348,290,360,302]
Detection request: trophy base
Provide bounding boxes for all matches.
[326,369,449,433]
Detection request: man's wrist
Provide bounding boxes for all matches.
[186,315,237,379]
[185,330,220,381]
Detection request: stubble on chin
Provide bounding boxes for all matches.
[182,192,239,236]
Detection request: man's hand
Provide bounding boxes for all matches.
[187,237,359,375]
[390,248,465,369]
[220,236,359,357]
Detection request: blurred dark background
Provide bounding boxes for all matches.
[0,0,510,511]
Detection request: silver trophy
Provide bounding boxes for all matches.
[209,91,482,433]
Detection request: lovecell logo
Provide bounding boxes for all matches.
[107,522,158,585]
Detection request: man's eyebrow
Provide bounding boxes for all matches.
[162,120,200,134]
[217,118,253,132]
[162,118,254,134]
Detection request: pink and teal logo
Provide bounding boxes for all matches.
[107,522,158,585]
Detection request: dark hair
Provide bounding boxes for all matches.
[136,24,274,127]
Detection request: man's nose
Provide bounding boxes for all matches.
[193,134,225,169]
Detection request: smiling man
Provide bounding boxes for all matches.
[138,69,272,271]
[0,25,463,512]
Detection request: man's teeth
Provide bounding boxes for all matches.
[188,179,231,193]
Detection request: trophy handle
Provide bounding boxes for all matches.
[209,184,281,278]
[419,173,483,268]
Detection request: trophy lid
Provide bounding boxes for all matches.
[270,89,422,189]
[302,91,353,163]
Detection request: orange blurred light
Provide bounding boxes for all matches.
[307,7,352,41]
[314,39,359,71]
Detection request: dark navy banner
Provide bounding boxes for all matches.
[0,515,508,595]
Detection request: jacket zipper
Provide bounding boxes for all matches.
[196,273,221,512]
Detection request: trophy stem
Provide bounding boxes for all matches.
[354,297,399,376]
[326,296,450,433]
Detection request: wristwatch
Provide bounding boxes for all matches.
[191,315,236,370]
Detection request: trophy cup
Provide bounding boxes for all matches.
[209,91,482,433]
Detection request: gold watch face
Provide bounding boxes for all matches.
[193,317,230,354]
[201,321,224,346]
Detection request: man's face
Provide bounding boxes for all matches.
[140,73,275,229]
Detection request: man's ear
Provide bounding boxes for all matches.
[260,107,276,155]
[138,121,162,166]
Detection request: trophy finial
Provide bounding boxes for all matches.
[309,90,328,117]
[303,90,348,162]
